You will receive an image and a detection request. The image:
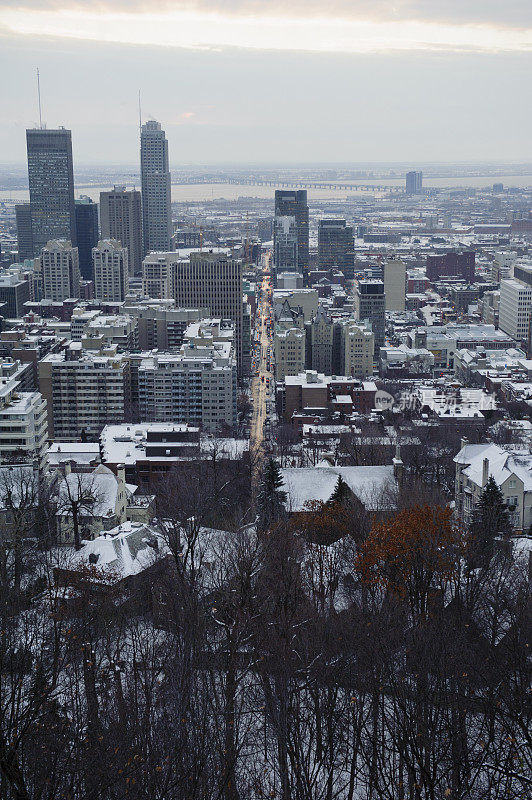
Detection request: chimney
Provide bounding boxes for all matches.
[117,463,126,487]
[393,444,404,482]
[460,436,468,451]
[482,458,489,488]
[64,460,71,476]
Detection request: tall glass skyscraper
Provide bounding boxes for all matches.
[140,120,172,254]
[274,190,309,277]
[26,127,76,255]
[75,196,99,279]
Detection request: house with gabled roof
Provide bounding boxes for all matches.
[454,439,532,533]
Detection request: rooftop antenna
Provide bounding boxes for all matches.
[138,89,142,138]
[36,68,43,128]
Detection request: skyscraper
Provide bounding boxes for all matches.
[26,127,76,255]
[140,120,172,254]
[273,216,299,272]
[75,196,99,279]
[15,204,34,261]
[355,279,386,349]
[317,219,355,278]
[93,239,129,302]
[40,240,80,301]
[382,259,406,311]
[274,190,309,276]
[174,252,244,374]
[100,187,143,276]
[405,171,423,195]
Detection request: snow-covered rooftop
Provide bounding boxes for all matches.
[280,465,395,512]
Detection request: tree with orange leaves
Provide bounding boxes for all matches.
[355,503,465,618]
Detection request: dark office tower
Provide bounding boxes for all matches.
[74,196,99,279]
[15,204,34,261]
[355,279,386,348]
[405,170,423,195]
[318,219,355,278]
[140,120,172,254]
[274,190,309,275]
[26,127,76,255]
[100,187,143,276]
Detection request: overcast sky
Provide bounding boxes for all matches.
[1,1,531,165]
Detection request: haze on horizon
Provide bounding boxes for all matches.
[1,0,531,165]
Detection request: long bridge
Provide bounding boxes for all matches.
[172,177,406,193]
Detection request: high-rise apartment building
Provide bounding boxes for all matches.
[137,322,237,432]
[0,376,48,468]
[274,327,306,382]
[499,265,532,345]
[355,279,386,349]
[140,120,172,254]
[174,252,244,373]
[141,252,179,299]
[100,187,143,276]
[318,219,355,278]
[122,303,208,351]
[405,170,423,195]
[336,320,374,378]
[308,311,374,378]
[26,128,76,255]
[93,239,129,302]
[75,196,99,279]
[15,204,34,261]
[382,259,406,311]
[274,190,309,276]
[40,240,80,301]
[38,343,129,439]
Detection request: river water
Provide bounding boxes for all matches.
[2,174,532,204]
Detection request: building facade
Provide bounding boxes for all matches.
[140,120,172,254]
[138,345,237,432]
[405,170,423,195]
[499,267,532,345]
[141,252,179,299]
[426,251,475,282]
[100,187,143,276]
[382,260,406,312]
[317,219,355,278]
[274,327,306,382]
[74,197,99,279]
[93,239,129,302]
[123,303,208,351]
[274,191,309,276]
[174,253,244,374]
[355,279,385,349]
[40,240,80,301]
[454,442,532,533]
[15,204,34,262]
[26,128,77,255]
[0,273,30,319]
[38,343,129,439]
[0,376,48,467]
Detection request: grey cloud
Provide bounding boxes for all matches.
[1,30,531,165]
[2,1,532,29]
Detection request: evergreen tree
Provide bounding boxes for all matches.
[327,475,351,506]
[257,458,287,532]
[470,476,512,566]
